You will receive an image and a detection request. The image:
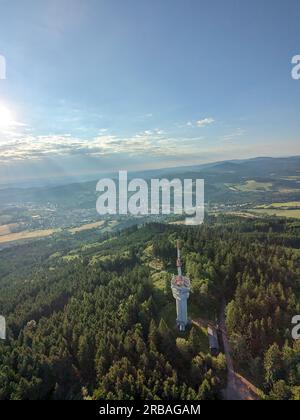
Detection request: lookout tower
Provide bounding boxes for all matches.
[171,240,190,331]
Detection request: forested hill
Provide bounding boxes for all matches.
[0,216,300,400]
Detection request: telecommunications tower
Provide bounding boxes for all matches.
[171,240,191,331]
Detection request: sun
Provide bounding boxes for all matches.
[0,104,15,128]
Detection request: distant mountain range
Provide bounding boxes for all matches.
[1,156,300,190]
[1,156,300,208]
[138,156,300,180]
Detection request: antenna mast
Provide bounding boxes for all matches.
[176,240,183,277]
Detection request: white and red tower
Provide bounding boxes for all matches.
[171,240,190,331]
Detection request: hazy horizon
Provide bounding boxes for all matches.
[0,153,299,190]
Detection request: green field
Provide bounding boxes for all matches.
[251,209,300,219]
[230,180,273,192]
[280,176,300,181]
[252,201,300,219]
[256,201,300,209]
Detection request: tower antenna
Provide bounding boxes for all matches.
[176,240,183,277]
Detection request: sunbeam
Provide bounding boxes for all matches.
[0,104,15,129]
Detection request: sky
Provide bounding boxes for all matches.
[0,0,300,185]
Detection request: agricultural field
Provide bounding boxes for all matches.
[0,228,56,244]
[229,180,273,192]
[256,201,300,209]
[69,221,105,233]
[0,220,107,245]
[251,209,300,219]
[0,223,20,236]
[280,176,300,181]
[249,201,300,219]
[0,216,124,246]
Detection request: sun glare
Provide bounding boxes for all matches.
[0,104,15,128]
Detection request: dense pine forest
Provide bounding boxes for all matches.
[0,216,300,400]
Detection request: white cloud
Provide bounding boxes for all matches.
[0,130,171,163]
[0,125,212,165]
[222,128,245,142]
[196,118,215,128]
[137,113,153,120]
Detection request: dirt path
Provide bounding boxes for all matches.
[220,306,259,401]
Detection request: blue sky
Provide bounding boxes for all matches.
[0,0,299,183]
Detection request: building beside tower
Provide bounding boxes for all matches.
[171,240,191,331]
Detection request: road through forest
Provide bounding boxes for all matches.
[220,305,260,400]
